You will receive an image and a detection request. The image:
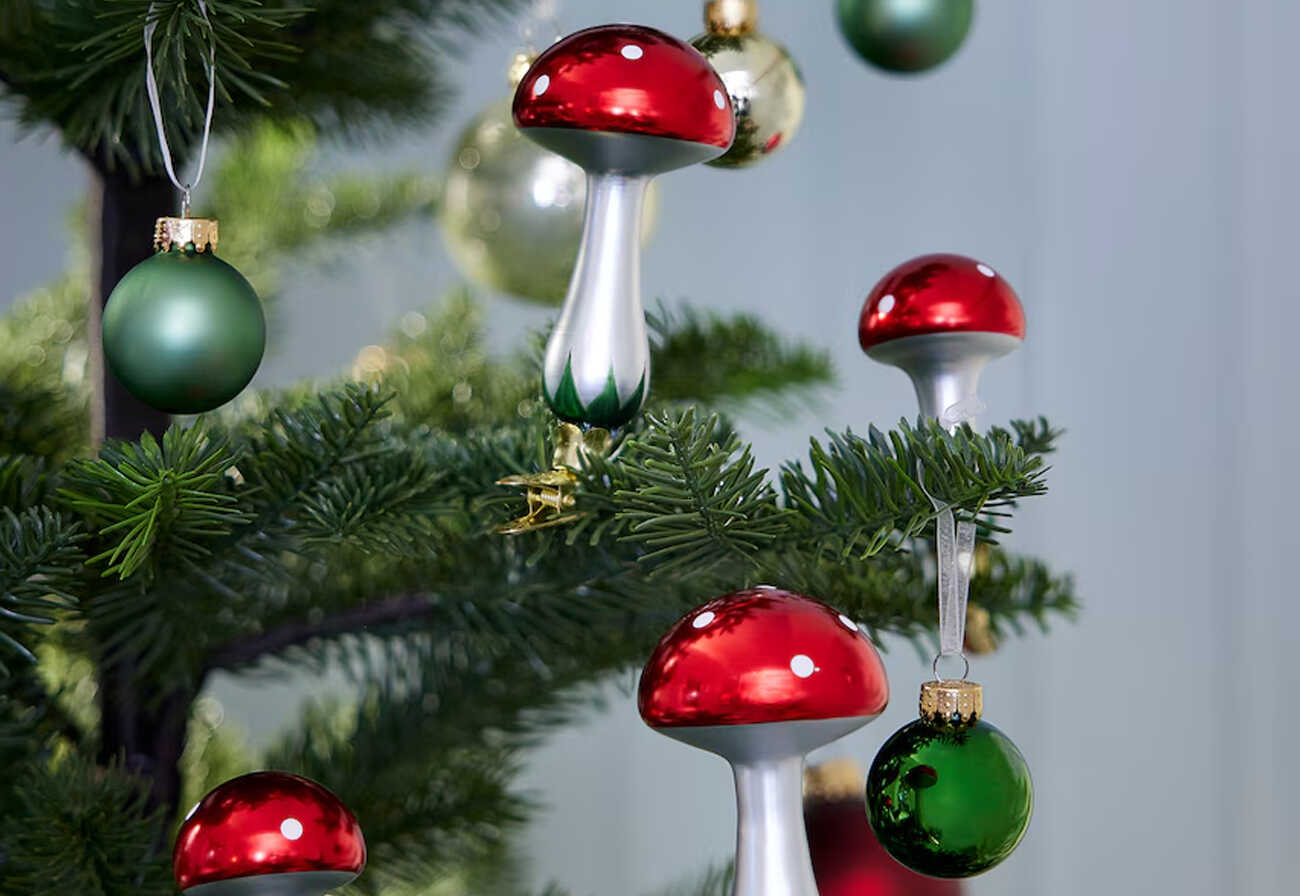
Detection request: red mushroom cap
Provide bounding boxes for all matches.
[513,24,735,149]
[858,253,1026,352]
[174,771,365,892]
[638,587,889,728]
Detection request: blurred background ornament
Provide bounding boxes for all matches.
[641,587,890,896]
[805,758,962,896]
[102,217,264,414]
[439,53,660,307]
[174,771,365,895]
[692,0,806,168]
[866,679,1033,878]
[513,24,734,428]
[835,0,974,74]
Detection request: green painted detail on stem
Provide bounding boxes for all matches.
[543,357,646,429]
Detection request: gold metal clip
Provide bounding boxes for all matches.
[496,424,611,534]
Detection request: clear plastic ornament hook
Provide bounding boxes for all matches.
[144,1,216,216]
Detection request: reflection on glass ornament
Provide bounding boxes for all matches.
[513,24,735,428]
[692,0,806,168]
[440,57,660,307]
[858,253,1024,425]
[173,771,365,894]
[836,0,974,74]
[640,587,890,896]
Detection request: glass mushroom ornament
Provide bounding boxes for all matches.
[513,24,735,429]
[173,771,366,895]
[639,587,889,896]
[858,253,1024,427]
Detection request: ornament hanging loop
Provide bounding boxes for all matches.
[932,651,970,683]
[917,463,977,677]
[144,0,217,217]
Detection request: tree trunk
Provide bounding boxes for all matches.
[89,167,175,443]
[88,165,194,823]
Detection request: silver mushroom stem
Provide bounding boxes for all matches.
[541,171,652,423]
[731,753,819,896]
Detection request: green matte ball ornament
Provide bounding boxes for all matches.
[866,680,1032,877]
[836,0,974,73]
[102,217,265,415]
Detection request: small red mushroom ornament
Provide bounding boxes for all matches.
[858,253,1025,426]
[173,771,365,896]
[513,24,735,429]
[639,586,889,896]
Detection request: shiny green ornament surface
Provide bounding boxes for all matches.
[691,31,806,168]
[439,97,659,306]
[866,717,1032,877]
[102,247,265,414]
[836,0,974,73]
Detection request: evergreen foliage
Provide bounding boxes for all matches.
[0,5,1075,894]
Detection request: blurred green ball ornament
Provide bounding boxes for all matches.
[102,217,265,415]
[866,680,1032,878]
[439,55,659,306]
[836,0,974,73]
[692,1,805,169]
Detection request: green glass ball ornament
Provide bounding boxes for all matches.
[866,679,1032,878]
[439,55,659,306]
[692,1,806,168]
[836,0,974,73]
[102,218,265,415]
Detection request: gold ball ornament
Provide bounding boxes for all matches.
[439,61,660,306]
[692,0,806,168]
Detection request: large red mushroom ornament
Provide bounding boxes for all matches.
[513,24,735,429]
[858,253,1025,427]
[173,771,365,895]
[639,587,889,896]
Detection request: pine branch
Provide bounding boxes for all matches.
[60,426,247,580]
[0,752,172,895]
[613,409,792,576]
[0,508,84,675]
[647,304,834,411]
[0,0,531,174]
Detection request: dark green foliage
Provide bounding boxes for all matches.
[0,0,530,174]
[0,508,83,674]
[648,304,833,411]
[0,753,173,895]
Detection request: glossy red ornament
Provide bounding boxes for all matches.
[858,253,1025,350]
[805,761,962,896]
[513,24,735,149]
[639,587,889,728]
[174,771,365,894]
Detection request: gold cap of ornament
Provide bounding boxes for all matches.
[154,217,218,253]
[508,51,537,88]
[706,0,758,36]
[803,758,866,803]
[920,679,983,728]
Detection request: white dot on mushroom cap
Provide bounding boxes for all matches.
[692,611,716,629]
[280,818,304,840]
[877,294,896,315]
[790,654,816,678]
[621,45,643,60]
[838,614,859,632]
[533,74,550,97]
[713,89,726,109]
[977,263,996,277]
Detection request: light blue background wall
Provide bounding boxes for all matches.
[3,1,1298,893]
